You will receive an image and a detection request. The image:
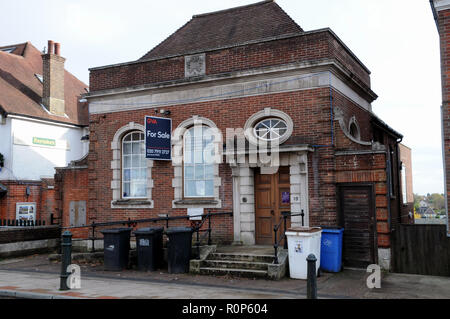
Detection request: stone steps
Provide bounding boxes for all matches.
[202,259,269,271]
[208,252,274,263]
[198,267,269,278]
[190,246,287,280]
[196,251,276,279]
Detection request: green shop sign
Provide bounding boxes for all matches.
[32,137,56,147]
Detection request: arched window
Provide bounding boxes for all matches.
[183,126,215,198]
[349,123,359,138]
[348,117,361,140]
[122,131,147,198]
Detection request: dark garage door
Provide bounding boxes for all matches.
[338,185,376,268]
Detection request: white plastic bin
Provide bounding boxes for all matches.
[285,227,322,279]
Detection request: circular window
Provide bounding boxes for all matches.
[254,118,288,141]
[244,108,293,145]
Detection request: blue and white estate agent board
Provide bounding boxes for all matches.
[145,116,172,161]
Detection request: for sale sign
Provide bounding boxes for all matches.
[145,116,172,160]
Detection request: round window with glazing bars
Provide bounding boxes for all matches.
[253,118,288,141]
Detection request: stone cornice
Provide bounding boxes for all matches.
[433,0,450,11]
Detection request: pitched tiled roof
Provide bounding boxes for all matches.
[371,112,403,139]
[140,0,303,60]
[0,43,28,56]
[0,42,88,126]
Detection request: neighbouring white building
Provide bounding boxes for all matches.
[0,40,88,222]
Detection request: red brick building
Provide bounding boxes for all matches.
[431,0,450,236]
[65,1,407,269]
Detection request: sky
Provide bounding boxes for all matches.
[0,0,444,195]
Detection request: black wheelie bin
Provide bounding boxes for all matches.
[101,227,132,271]
[134,227,164,271]
[165,227,193,274]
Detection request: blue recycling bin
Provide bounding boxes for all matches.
[320,228,344,272]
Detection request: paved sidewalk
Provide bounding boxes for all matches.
[0,255,449,299]
[0,270,297,299]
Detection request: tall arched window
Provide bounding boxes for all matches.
[183,126,215,198]
[122,131,147,198]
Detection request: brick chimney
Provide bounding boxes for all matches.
[42,40,65,116]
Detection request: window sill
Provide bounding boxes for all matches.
[111,199,154,209]
[172,199,222,209]
[174,199,218,205]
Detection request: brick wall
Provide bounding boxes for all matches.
[335,150,390,248]
[42,49,66,116]
[0,180,56,223]
[86,84,377,244]
[436,8,450,232]
[0,225,60,244]
[333,90,373,149]
[54,157,89,239]
[332,97,391,248]
[90,30,371,93]
[399,144,413,203]
[399,144,414,224]
[40,178,56,223]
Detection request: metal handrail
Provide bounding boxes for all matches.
[191,211,215,259]
[0,219,47,227]
[62,211,232,253]
[273,210,305,264]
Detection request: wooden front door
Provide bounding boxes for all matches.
[254,166,291,245]
[338,184,377,268]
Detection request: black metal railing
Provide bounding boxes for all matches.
[62,210,233,256]
[0,219,47,227]
[273,210,305,264]
[50,213,59,225]
[191,211,216,259]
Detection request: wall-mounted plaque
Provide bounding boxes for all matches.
[185,53,206,78]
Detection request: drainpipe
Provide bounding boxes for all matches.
[395,138,403,225]
[442,105,450,237]
[386,150,392,231]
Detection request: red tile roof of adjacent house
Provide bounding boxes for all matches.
[0,41,88,126]
[140,0,303,60]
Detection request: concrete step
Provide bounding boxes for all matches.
[202,259,269,271]
[199,267,268,278]
[207,252,275,263]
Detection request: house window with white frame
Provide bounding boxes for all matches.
[183,125,215,198]
[122,131,147,198]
